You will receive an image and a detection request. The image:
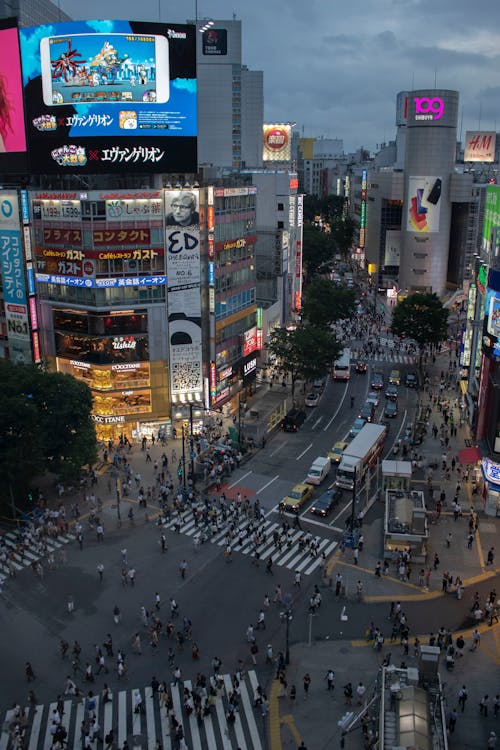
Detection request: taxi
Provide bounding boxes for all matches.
[279,483,314,513]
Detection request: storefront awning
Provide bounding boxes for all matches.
[458,447,481,464]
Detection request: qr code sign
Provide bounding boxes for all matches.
[172,361,202,392]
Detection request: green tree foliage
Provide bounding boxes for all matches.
[303,194,345,224]
[0,361,97,511]
[268,325,342,395]
[302,224,336,276]
[391,292,448,352]
[330,216,355,256]
[302,278,356,327]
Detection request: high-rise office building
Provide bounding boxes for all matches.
[0,0,70,25]
[196,20,263,169]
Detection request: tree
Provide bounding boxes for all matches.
[391,292,448,365]
[268,325,342,396]
[302,224,336,276]
[302,278,356,327]
[0,361,97,514]
[330,216,355,256]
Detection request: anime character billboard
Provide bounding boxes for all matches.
[20,20,197,174]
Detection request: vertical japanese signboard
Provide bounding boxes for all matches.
[0,191,31,362]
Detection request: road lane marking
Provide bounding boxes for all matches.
[296,443,313,460]
[257,475,279,493]
[324,381,349,431]
[228,470,252,489]
[270,443,285,457]
[312,415,324,429]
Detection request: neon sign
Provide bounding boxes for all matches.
[414,97,444,121]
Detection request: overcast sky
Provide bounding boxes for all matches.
[60,0,500,153]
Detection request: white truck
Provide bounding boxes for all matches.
[335,423,387,491]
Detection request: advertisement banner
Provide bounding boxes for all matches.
[482,185,500,255]
[262,123,292,162]
[407,176,442,233]
[105,197,163,221]
[384,230,401,266]
[464,131,496,163]
[243,326,257,357]
[0,19,28,172]
[202,29,227,56]
[165,189,203,399]
[0,192,31,362]
[20,20,197,174]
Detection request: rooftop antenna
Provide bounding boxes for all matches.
[434,68,437,88]
[233,10,236,19]
[479,100,482,130]
[410,72,415,91]
[459,106,463,144]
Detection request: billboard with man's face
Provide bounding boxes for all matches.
[20,20,197,174]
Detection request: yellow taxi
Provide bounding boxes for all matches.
[389,369,401,386]
[328,441,348,464]
[279,483,314,513]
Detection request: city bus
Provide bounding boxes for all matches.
[333,348,351,381]
[335,422,387,491]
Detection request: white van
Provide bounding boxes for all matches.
[306,456,331,485]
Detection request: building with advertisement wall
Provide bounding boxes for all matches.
[196,20,263,169]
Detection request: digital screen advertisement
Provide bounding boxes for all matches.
[0,19,28,172]
[407,175,442,233]
[20,20,197,174]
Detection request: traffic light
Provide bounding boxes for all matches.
[28,492,33,503]
[177,466,182,478]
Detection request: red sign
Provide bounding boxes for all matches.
[243,327,257,357]
[289,178,299,190]
[93,228,151,246]
[43,228,82,246]
[264,126,289,151]
[256,329,263,351]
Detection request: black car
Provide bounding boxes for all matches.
[384,400,398,418]
[281,409,306,432]
[310,488,342,517]
[405,372,418,389]
[359,402,375,423]
[385,384,398,401]
[355,361,367,374]
[371,372,384,390]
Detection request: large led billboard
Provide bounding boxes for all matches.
[0,19,27,172]
[20,20,197,174]
[482,185,500,256]
[407,176,442,233]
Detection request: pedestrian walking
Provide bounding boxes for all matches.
[448,708,458,733]
[179,559,187,579]
[303,673,311,699]
[487,547,495,565]
[458,686,468,712]
[294,571,301,588]
[480,695,489,716]
[97,563,104,582]
[25,662,35,681]
[325,669,335,691]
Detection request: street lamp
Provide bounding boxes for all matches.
[280,594,293,665]
[181,424,187,491]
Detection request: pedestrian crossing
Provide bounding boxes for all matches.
[161,515,337,576]
[0,671,265,750]
[0,529,75,586]
[353,353,416,365]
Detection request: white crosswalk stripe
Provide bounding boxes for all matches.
[0,530,75,584]
[162,515,336,575]
[0,672,265,750]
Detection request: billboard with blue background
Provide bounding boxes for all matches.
[20,20,197,174]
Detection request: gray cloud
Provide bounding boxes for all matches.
[59,0,500,151]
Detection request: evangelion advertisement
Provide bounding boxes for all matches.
[20,19,197,174]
